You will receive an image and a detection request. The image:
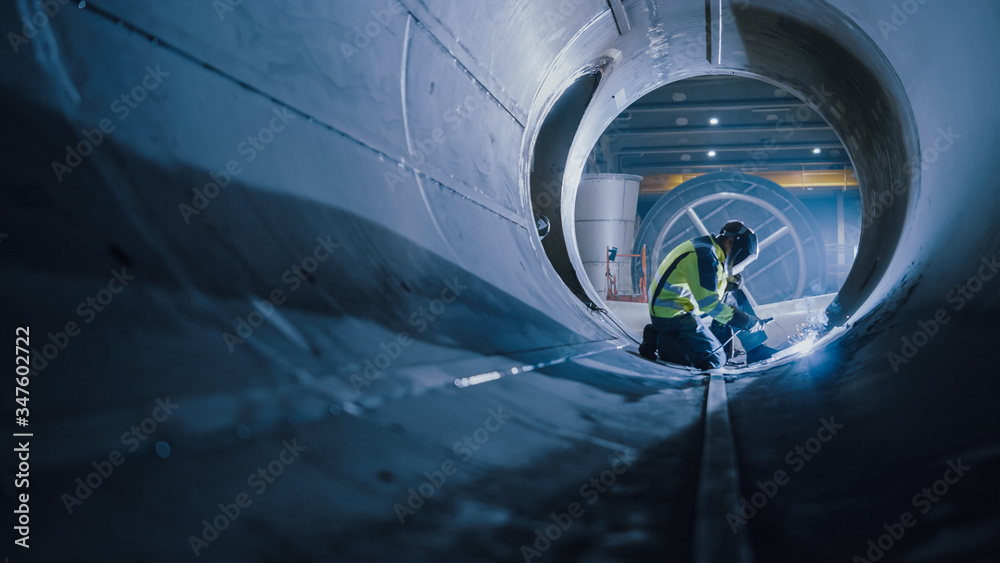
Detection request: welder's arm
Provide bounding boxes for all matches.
[731,308,770,332]
[721,275,769,331]
[724,274,742,293]
[728,307,753,330]
[680,252,736,324]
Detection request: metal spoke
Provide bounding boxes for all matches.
[759,225,790,251]
[686,207,711,236]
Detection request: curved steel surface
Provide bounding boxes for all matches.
[2,1,999,561]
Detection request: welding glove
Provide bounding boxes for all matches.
[747,315,773,333]
[731,309,766,333]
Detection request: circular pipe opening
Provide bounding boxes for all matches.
[525,0,919,353]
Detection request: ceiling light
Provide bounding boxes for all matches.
[707,150,717,157]
[709,117,719,125]
[812,148,822,154]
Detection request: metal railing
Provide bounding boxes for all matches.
[606,245,648,302]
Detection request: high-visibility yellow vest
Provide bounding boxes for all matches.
[648,235,735,324]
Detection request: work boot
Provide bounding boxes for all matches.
[746,344,780,364]
[638,324,658,360]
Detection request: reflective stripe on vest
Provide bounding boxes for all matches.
[649,250,693,317]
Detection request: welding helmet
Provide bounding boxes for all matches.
[719,221,758,276]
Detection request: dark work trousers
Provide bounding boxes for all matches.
[639,288,765,369]
[642,314,727,370]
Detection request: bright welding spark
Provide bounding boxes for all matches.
[799,333,819,354]
[782,323,823,357]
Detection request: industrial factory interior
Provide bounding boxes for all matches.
[2,1,998,562]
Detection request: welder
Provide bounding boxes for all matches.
[638,220,779,369]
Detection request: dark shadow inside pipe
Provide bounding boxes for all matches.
[727,0,920,326]
[530,72,602,305]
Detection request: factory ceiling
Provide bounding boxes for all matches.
[588,76,858,192]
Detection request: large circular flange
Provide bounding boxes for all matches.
[633,172,827,304]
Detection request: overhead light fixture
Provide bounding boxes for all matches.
[709,117,719,125]
[812,148,822,154]
[707,150,717,157]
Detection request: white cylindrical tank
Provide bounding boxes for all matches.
[575,174,643,295]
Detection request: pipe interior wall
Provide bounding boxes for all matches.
[1,0,999,561]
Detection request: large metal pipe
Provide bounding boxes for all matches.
[2,1,998,561]
[574,173,642,294]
